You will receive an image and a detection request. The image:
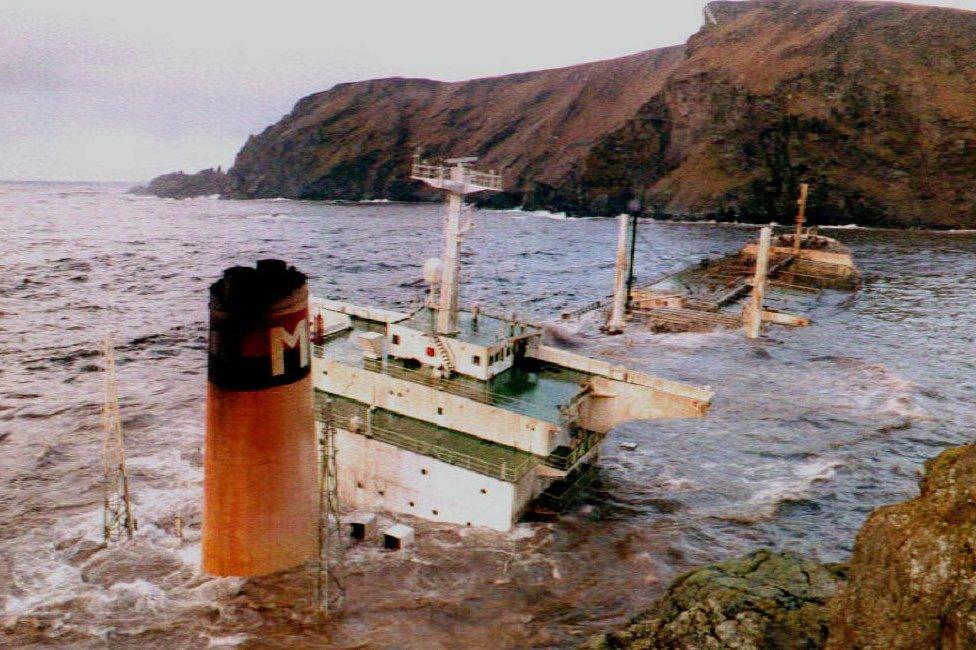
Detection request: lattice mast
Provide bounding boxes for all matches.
[101,333,136,542]
[411,156,503,335]
[316,398,345,615]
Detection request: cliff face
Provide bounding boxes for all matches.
[213,0,976,228]
[227,47,685,204]
[578,0,976,226]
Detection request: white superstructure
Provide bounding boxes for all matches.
[308,158,713,531]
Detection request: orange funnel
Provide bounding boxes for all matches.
[202,259,317,577]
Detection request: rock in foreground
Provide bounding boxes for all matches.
[827,444,976,650]
[130,167,230,199]
[585,550,843,650]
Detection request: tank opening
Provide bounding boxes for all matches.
[350,522,366,540]
[383,534,402,550]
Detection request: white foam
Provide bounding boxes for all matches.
[494,207,569,220]
[506,524,538,541]
[186,577,245,602]
[207,633,249,647]
[740,458,843,520]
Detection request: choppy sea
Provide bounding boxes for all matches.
[1,181,974,648]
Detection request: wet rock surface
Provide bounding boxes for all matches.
[584,549,843,650]
[827,444,976,650]
[588,444,976,650]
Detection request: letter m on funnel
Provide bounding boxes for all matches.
[270,320,309,376]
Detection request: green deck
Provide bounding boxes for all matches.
[315,318,589,424]
[316,392,539,482]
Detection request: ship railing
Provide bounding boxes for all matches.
[315,349,560,417]
[542,429,605,471]
[466,170,503,190]
[532,463,600,513]
[410,162,503,191]
[411,162,450,181]
[361,359,550,414]
[316,401,537,482]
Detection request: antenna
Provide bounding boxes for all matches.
[625,211,639,310]
[793,183,810,255]
[411,156,503,335]
[316,398,345,615]
[101,333,136,542]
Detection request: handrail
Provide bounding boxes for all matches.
[543,429,604,471]
[410,162,503,190]
[316,399,537,482]
[360,358,559,412]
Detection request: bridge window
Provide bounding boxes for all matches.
[391,334,400,345]
[472,355,481,366]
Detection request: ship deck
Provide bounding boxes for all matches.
[314,318,588,424]
[400,309,540,347]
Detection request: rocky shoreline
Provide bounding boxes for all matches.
[585,444,976,649]
[129,168,230,199]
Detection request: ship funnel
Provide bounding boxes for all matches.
[202,259,317,577]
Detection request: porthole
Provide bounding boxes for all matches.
[432,509,439,515]
[421,468,428,475]
[409,501,415,507]
[480,488,487,494]
[378,490,385,496]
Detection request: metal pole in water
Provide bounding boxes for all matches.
[606,214,631,334]
[745,227,772,339]
[625,213,638,310]
[101,333,136,542]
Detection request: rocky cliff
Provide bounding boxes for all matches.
[578,0,976,227]
[201,0,976,228]
[585,444,976,649]
[226,46,685,205]
[130,168,230,199]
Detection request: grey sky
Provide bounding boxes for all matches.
[2,0,974,182]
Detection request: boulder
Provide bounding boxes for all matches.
[584,549,843,650]
[826,444,976,649]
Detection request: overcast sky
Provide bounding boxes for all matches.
[2,0,974,182]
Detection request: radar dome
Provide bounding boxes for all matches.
[423,258,444,284]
